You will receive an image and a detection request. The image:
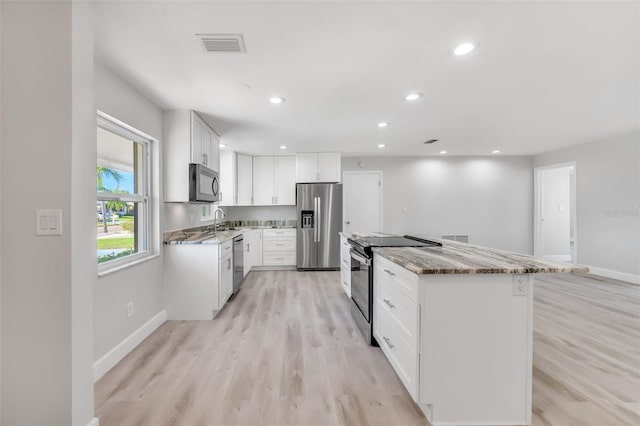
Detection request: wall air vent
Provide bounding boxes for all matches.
[196,34,246,53]
[424,139,439,144]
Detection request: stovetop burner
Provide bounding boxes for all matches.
[348,235,441,256]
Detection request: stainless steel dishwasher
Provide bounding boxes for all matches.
[232,235,245,294]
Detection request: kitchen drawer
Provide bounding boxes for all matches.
[262,251,296,265]
[375,254,418,302]
[263,228,296,239]
[219,239,233,258]
[374,299,419,399]
[263,237,296,252]
[375,273,419,345]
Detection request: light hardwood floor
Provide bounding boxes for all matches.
[95,271,640,426]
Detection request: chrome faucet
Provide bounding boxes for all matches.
[213,207,225,232]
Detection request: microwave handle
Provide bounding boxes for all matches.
[212,176,219,197]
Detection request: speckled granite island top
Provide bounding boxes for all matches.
[373,239,589,275]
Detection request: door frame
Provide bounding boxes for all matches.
[533,161,577,261]
[342,170,384,233]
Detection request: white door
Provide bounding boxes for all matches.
[274,156,296,205]
[537,165,574,261]
[295,153,318,182]
[236,154,253,205]
[343,171,382,234]
[252,156,275,205]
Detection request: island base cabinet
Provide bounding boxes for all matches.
[418,274,534,426]
[372,253,534,426]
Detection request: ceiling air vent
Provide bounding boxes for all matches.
[424,139,439,144]
[196,34,246,53]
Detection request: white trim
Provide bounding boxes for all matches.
[533,162,577,261]
[86,417,100,426]
[588,266,640,285]
[342,170,384,232]
[543,254,572,261]
[93,309,167,382]
[97,253,159,277]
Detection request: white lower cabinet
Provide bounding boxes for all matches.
[373,253,535,426]
[220,251,233,305]
[243,229,263,274]
[262,228,296,266]
[340,235,351,296]
[165,239,234,320]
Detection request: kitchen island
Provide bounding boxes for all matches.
[371,238,588,426]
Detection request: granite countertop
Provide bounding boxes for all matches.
[340,231,398,239]
[164,220,296,245]
[373,238,589,275]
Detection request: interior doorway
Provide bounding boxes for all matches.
[343,171,383,234]
[534,162,577,262]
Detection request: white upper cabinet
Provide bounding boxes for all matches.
[252,156,275,205]
[295,152,341,183]
[190,111,219,171]
[164,110,221,202]
[237,154,253,205]
[219,150,236,206]
[274,156,296,205]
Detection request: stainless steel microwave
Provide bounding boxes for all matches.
[189,163,220,203]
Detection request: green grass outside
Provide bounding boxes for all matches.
[97,237,134,249]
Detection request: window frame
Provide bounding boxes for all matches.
[97,111,154,273]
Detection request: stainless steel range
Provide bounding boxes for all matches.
[348,235,442,345]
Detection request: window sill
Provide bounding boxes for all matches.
[98,253,160,278]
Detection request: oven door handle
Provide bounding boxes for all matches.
[350,249,371,266]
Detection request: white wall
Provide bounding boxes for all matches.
[94,62,165,361]
[342,156,534,254]
[534,131,640,278]
[541,166,572,257]
[1,1,95,424]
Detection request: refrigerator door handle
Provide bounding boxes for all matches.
[316,196,321,242]
[313,196,320,242]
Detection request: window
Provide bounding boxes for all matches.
[97,113,152,267]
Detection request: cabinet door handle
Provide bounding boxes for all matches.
[384,269,396,276]
[247,243,250,252]
[383,336,394,349]
[227,258,231,269]
[384,299,395,309]
[275,243,284,246]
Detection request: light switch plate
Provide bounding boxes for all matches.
[36,209,62,236]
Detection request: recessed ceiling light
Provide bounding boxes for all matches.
[219,143,227,148]
[269,96,285,104]
[378,122,389,128]
[280,145,288,149]
[378,144,385,148]
[492,150,501,154]
[405,93,423,101]
[454,42,475,56]
[440,150,448,154]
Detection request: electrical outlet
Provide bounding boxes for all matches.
[512,274,528,296]
[127,302,134,318]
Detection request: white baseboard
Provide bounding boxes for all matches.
[544,254,572,261]
[588,266,640,285]
[86,417,99,426]
[93,309,167,382]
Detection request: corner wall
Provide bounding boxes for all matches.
[1,1,95,424]
[93,62,166,364]
[342,156,534,254]
[534,131,640,280]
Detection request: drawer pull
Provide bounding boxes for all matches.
[275,243,284,246]
[383,298,395,309]
[384,269,396,276]
[383,336,395,349]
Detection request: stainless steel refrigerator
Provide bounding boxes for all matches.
[296,183,343,270]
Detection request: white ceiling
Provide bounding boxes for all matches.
[95,1,639,157]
